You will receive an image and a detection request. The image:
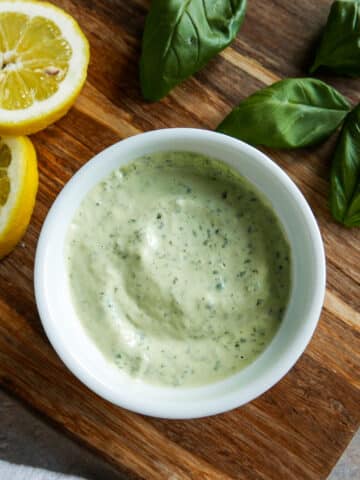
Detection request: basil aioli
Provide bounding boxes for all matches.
[66,152,291,387]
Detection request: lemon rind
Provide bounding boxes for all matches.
[0,1,90,135]
[0,136,38,258]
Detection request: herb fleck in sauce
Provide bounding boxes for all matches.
[66,152,291,387]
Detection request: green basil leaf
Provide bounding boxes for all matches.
[217,78,351,149]
[140,0,247,101]
[330,104,360,227]
[310,0,360,76]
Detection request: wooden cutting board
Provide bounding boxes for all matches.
[0,1,359,478]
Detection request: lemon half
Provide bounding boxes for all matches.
[0,1,89,135]
[0,135,38,258]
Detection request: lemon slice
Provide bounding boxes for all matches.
[0,135,38,258]
[0,1,89,135]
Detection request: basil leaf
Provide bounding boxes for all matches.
[217,78,351,149]
[310,0,360,76]
[140,0,247,101]
[330,104,360,227]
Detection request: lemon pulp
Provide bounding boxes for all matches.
[0,1,89,135]
[0,12,72,110]
[0,135,38,258]
[0,140,11,205]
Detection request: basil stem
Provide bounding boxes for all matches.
[310,0,360,76]
[140,0,247,101]
[331,104,360,227]
[217,78,351,149]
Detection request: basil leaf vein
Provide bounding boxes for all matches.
[331,104,360,227]
[140,0,247,101]
[310,0,360,76]
[217,78,351,149]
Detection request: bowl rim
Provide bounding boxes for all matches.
[34,128,326,419]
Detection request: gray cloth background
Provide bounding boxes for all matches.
[0,460,84,480]
[0,388,358,479]
[0,389,123,480]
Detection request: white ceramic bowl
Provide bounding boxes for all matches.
[34,128,326,419]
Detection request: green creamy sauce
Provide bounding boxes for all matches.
[66,152,291,387]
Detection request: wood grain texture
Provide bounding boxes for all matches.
[0,1,359,479]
